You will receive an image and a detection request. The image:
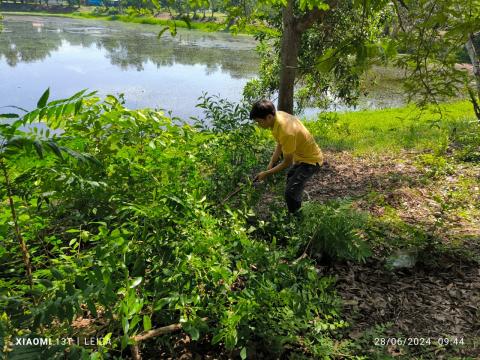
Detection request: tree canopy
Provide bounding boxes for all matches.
[239,0,394,113]
[112,0,479,115]
[392,0,480,119]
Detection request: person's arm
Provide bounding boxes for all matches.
[266,152,293,175]
[268,143,283,170]
[256,134,296,181]
[256,152,293,181]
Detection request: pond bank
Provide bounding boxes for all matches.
[0,5,263,34]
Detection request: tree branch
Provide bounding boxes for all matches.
[397,0,409,10]
[0,157,34,292]
[133,322,182,342]
[132,318,208,343]
[392,0,406,33]
[296,1,336,33]
[296,8,324,33]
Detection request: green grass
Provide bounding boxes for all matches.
[307,101,476,154]
[76,12,225,32]
[3,11,219,30]
[2,10,269,35]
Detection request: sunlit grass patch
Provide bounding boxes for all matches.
[307,101,476,154]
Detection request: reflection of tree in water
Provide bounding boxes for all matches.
[0,21,63,66]
[0,17,258,78]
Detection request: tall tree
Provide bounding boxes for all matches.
[236,0,392,113]
[466,33,480,119]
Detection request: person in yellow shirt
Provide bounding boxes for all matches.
[251,99,323,215]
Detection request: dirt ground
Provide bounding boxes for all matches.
[308,150,480,358]
[327,256,480,358]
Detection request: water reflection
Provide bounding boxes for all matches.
[0,15,259,119]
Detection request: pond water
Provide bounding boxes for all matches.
[0,15,406,121]
[0,15,260,120]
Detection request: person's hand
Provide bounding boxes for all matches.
[255,171,270,182]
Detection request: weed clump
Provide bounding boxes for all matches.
[300,201,372,263]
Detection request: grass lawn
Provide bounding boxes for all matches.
[308,100,476,154]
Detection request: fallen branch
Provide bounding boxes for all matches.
[133,318,208,342]
[211,176,261,209]
[133,322,183,342]
[292,234,314,265]
[129,317,209,360]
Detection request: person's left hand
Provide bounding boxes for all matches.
[255,171,270,182]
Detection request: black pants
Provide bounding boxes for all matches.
[285,162,320,214]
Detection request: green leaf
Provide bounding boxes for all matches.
[74,100,83,115]
[90,352,102,360]
[0,113,19,118]
[211,333,223,345]
[37,88,50,108]
[153,298,171,310]
[45,141,64,161]
[51,268,63,280]
[67,88,94,102]
[87,299,98,317]
[100,333,112,346]
[129,277,143,289]
[316,48,336,73]
[75,275,87,290]
[38,279,53,288]
[240,347,247,360]
[158,26,170,38]
[169,24,177,36]
[130,315,141,331]
[33,140,44,159]
[143,315,152,331]
[187,326,200,341]
[0,105,28,113]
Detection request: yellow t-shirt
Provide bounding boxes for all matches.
[271,111,323,165]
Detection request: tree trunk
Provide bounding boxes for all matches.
[466,33,480,120]
[277,0,300,113]
[277,1,329,113]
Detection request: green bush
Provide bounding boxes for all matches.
[300,201,372,262]
[194,94,271,205]
[0,91,346,359]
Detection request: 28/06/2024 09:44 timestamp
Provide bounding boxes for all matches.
[374,337,465,346]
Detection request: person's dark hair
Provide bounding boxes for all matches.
[249,99,276,120]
